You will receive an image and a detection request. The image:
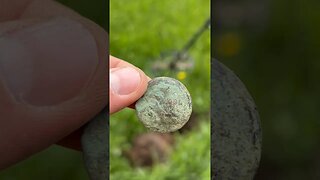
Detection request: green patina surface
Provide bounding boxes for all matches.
[135,77,192,133]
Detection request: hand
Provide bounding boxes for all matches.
[59,57,150,152]
[109,55,150,114]
[0,0,108,169]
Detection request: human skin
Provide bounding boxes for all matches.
[82,56,151,179]
[109,56,150,114]
[0,0,149,170]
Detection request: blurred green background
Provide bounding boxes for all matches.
[213,0,320,179]
[110,0,210,180]
[0,0,107,179]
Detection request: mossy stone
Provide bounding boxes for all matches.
[135,77,192,133]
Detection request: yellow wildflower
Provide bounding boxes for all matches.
[177,71,187,80]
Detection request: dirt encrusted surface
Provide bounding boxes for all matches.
[212,59,262,179]
[81,107,108,180]
[135,77,192,133]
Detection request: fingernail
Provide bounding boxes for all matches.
[110,67,141,95]
[0,18,98,105]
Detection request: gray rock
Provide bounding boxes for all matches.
[212,59,262,179]
[81,107,108,180]
[135,77,192,133]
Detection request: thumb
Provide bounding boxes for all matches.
[0,17,108,169]
[109,66,149,114]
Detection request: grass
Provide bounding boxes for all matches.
[110,117,210,180]
[110,0,210,179]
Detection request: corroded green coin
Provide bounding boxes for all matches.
[135,77,192,133]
